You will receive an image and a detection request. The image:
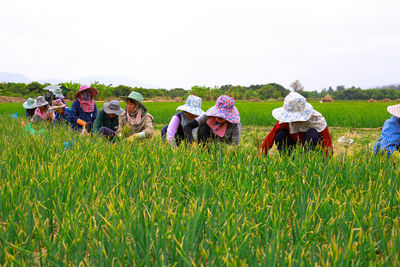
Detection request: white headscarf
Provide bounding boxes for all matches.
[283,110,327,134]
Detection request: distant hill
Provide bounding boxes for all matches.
[0,72,160,89]
[0,72,31,83]
[74,75,159,89]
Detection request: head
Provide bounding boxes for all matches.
[215,116,227,124]
[107,113,117,119]
[39,105,47,113]
[126,98,137,114]
[184,111,198,120]
[54,107,65,115]
[80,90,92,101]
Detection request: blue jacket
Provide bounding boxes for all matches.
[54,107,71,125]
[374,116,400,157]
[69,100,97,130]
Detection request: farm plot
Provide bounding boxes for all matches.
[0,114,399,265]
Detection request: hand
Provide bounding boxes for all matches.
[392,151,400,162]
[121,125,132,139]
[126,134,139,142]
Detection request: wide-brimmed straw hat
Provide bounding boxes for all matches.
[120,91,147,113]
[205,95,240,124]
[103,100,124,116]
[272,92,313,122]
[49,99,67,110]
[176,95,204,116]
[35,96,49,107]
[74,85,98,99]
[23,98,37,109]
[387,104,400,118]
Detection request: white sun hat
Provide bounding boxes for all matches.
[272,92,314,122]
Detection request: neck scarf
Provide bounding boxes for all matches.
[34,108,47,120]
[206,117,228,137]
[285,110,327,134]
[78,95,95,113]
[126,105,147,133]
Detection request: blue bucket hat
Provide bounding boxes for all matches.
[176,95,205,116]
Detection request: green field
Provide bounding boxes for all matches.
[1,101,400,265]
[0,100,395,128]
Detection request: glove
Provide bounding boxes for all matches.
[77,119,86,127]
[183,120,198,143]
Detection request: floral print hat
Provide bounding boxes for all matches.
[272,92,314,122]
[176,95,205,116]
[205,95,240,124]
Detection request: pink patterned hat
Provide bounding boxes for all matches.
[387,104,400,118]
[74,85,98,99]
[205,95,240,124]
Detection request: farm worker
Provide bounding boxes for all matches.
[183,95,241,145]
[49,99,70,124]
[93,100,124,140]
[373,104,400,158]
[260,92,333,156]
[116,91,154,141]
[69,85,98,132]
[53,87,66,104]
[31,96,55,122]
[161,95,205,146]
[23,97,37,119]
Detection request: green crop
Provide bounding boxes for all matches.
[0,114,399,265]
[1,100,393,128]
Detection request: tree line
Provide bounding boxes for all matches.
[1,81,399,101]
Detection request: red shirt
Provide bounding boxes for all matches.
[260,121,333,156]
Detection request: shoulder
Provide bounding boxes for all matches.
[145,113,154,122]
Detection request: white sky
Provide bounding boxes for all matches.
[0,0,399,90]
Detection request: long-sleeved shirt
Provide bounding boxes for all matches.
[93,108,120,133]
[68,100,97,130]
[195,114,241,145]
[54,107,71,124]
[261,121,333,156]
[374,116,400,157]
[116,111,154,139]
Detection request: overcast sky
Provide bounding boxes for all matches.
[0,0,399,90]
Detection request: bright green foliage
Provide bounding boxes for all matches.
[0,100,395,128]
[0,116,400,265]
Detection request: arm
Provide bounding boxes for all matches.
[321,127,333,156]
[139,115,154,139]
[166,115,180,144]
[69,101,81,124]
[260,121,281,155]
[230,123,241,145]
[116,113,127,136]
[93,109,104,133]
[128,115,154,140]
[92,104,98,122]
[379,116,400,157]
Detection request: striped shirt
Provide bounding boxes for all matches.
[374,116,400,157]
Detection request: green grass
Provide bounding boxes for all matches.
[0,115,399,265]
[0,100,394,128]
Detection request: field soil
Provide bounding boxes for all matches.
[0,96,26,103]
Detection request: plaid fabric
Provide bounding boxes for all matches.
[374,116,400,157]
